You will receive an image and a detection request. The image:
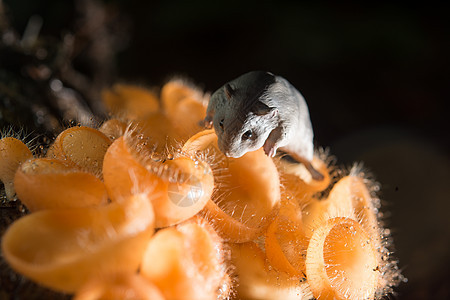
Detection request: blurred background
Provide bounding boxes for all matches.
[1,0,449,299]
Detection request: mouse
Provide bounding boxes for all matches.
[202,71,324,181]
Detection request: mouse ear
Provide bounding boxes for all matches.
[253,101,277,117]
[224,83,234,99]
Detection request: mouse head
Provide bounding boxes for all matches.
[210,71,279,158]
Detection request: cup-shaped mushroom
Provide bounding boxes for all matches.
[0,137,33,200]
[74,273,164,300]
[323,175,360,221]
[265,197,308,276]
[305,217,378,300]
[1,194,155,293]
[14,158,108,211]
[99,119,128,141]
[301,198,329,238]
[141,217,227,300]
[131,112,183,155]
[183,130,281,243]
[47,126,112,176]
[154,157,214,227]
[277,155,331,196]
[103,135,214,227]
[103,135,162,199]
[168,96,207,141]
[230,242,309,300]
[102,84,160,120]
[334,176,380,246]
[302,176,375,239]
[160,79,203,116]
[328,175,385,291]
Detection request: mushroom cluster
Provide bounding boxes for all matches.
[0,80,403,299]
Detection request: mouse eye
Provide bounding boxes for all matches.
[242,130,253,140]
[219,119,224,130]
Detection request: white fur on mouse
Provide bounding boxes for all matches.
[202,71,322,180]
[261,75,314,162]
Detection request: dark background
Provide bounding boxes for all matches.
[1,0,449,299]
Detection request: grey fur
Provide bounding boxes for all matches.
[204,70,314,162]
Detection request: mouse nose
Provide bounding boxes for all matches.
[221,148,237,158]
[218,142,229,155]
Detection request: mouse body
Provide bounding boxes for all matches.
[203,71,323,180]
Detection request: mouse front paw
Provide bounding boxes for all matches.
[263,141,277,158]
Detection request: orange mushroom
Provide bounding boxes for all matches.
[183,130,281,242]
[0,137,33,200]
[160,79,203,117]
[103,134,213,228]
[230,242,311,300]
[131,112,182,155]
[276,154,331,199]
[140,217,227,300]
[102,83,160,120]
[14,158,108,211]
[265,196,308,276]
[168,96,207,141]
[305,217,378,300]
[99,119,128,141]
[47,126,112,176]
[74,273,165,300]
[1,194,155,293]
[337,176,381,245]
